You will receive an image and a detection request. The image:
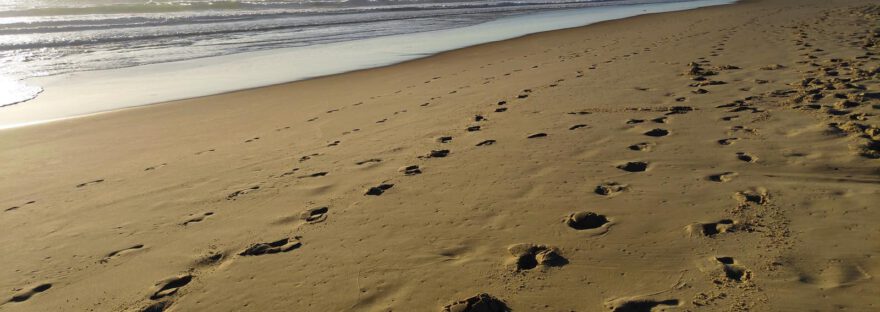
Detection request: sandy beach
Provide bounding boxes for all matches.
[1,0,879,311]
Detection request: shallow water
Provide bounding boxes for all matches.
[0,0,735,128]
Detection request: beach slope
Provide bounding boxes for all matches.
[1,0,879,311]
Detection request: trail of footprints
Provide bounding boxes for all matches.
[7,4,879,310]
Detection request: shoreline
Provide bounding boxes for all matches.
[1,0,735,130]
[1,0,878,311]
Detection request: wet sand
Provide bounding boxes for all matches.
[1,0,879,311]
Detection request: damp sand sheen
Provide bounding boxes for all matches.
[1,0,880,311]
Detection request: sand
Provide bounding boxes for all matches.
[1,0,879,311]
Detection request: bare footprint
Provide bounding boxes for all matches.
[476,140,496,146]
[617,161,649,172]
[714,256,752,282]
[182,212,214,226]
[736,152,757,162]
[527,133,548,139]
[226,186,259,200]
[644,128,670,137]
[595,182,628,196]
[442,293,510,312]
[239,237,302,256]
[687,219,741,237]
[300,207,329,223]
[507,244,567,271]
[101,244,145,263]
[708,172,738,182]
[7,283,52,303]
[604,297,680,312]
[365,184,394,196]
[76,179,104,188]
[564,212,610,230]
[356,158,382,165]
[400,165,422,176]
[149,274,192,300]
[717,138,739,145]
[628,142,654,151]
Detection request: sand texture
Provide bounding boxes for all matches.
[1,0,879,311]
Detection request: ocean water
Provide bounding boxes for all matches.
[0,0,734,127]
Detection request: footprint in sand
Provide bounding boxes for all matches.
[5,200,35,212]
[688,219,741,237]
[144,163,167,171]
[507,243,567,271]
[604,298,681,312]
[628,142,654,152]
[527,133,548,139]
[442,293,510,312]
[239,237,302,256]
[651,117,668,123]
[736,152,757,163]
[717,138,738,146]
[617,161,649,172]
[149,274,193,300]
[400,165,422,176]
[495,107,508,113]
[569,124,588,130]
[244,137,260,143]
[595,182,628,196]
[734,189,769,206]
[7,283,52,303]
[365,184,394,196]
[666,106,693,115]
[714,256,752,282]
[298,172,328,178]
[467,126,481,132]
[226,186,259,200]
[564,212,610,230]
[626,119,645,124]
[643,128,670,137]
[182,212,214,226]
[424,150,450,158]
[476,140,496,147]
[356,158,382,165]
[101,244,145,263]
[438,136,453,143]
[708,172,738,182]
[300,207,329,223]
[76,179,104,188]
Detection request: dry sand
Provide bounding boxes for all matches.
[1,0,879,311]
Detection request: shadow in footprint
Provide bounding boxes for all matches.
[9,283,52,303]
[528,133,548,139]
[595,182,628,196]
[442,293,510,312]
[301,207,329,223]
[239,237,302,256]
[617,162,649,172]
[708,172,738,182]
[150,275,192,300]
[565,212,609,230]
[644,129,670,137]
[365,184,394,196]
[401,165,422,176]
[507,244,567,271]
[609,299,680,312]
